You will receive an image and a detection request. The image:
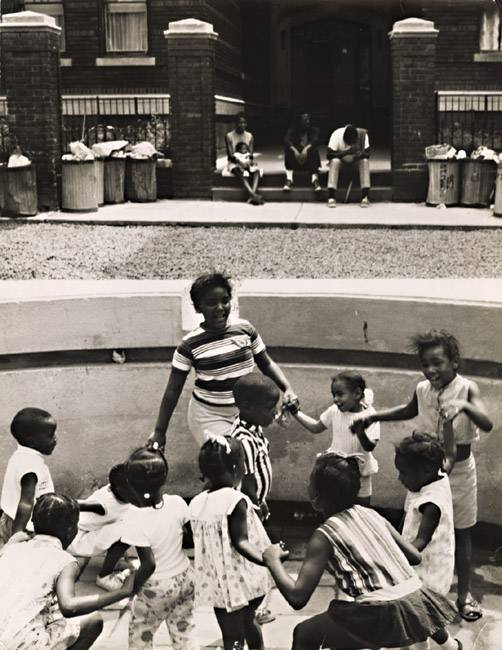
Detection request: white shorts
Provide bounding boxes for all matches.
[449,454,477,529]
[68,519,127,557]
[187,397,238,447]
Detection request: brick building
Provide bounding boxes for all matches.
[1,0,501,201]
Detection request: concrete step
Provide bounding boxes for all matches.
[212,186,393,202]
[213,169,392,188]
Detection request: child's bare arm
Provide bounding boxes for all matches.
[411,503,441,551]
[240,474,259,506]
[360,392,419,427]
[384,520,422,565]
[228,499,266,565]
[77,500,105,515]
[264,530,331,609]
[57,562,134,617]
[442,418,457,474]
[133,546,156,593]
[350,420,376,451]
[293,409,327,434]
[12,473,37,534]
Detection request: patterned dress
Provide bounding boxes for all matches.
[189,487,272,612]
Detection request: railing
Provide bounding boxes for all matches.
[0,94,171,161]
[435,91,502,153]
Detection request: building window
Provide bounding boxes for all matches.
[480,6,502,51]
[25,0,66,51]
[105,0,148,54]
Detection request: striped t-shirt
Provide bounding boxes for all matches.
[231,417,272,505]
[171,317,266,407]
[318,505,416,599]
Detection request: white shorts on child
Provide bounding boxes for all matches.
[449,454,477,530]
[69,519,126,557]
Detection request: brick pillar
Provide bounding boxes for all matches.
[165,19,217,199]
[390,18,438,202]
[0,11,63,211]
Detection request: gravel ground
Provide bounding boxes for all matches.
[1,223,501,279]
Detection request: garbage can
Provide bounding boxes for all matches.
[460,159,497,207]
[95,158,105,206]
[104,157,126,204]
[62,159,98,212]
[426,160,460,206]
[494,164,502,217]
[0,163,38,217]
[125,157,157,202]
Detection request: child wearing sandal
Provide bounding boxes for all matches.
[359,329,493,621]
[289,370,380,505]
[263,452,462,650]
[189,436,286,650]
[0,493,134,650]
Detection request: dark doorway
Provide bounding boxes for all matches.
[291,17,372,138]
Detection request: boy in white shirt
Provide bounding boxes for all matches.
[0,407,57,547]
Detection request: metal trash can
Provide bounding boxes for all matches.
[104,157,126,204]
[125,157,157,202]
[0,163,37,217]
[95,158,105,206]
[494,164,502,217]
[460,159,497,207]
[426,160,460,206]
[62,159,98,212]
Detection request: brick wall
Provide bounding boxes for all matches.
[423,0,502,90]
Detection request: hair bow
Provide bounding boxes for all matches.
[205,432,232,454]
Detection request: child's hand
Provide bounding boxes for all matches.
[284,395,300,414]
[259,501,270,522]
[263,542,289,565]
[440,399,467,422]
[350,419,365,436]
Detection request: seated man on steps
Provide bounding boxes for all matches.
[327,124,371,208]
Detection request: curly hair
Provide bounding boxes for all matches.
[32,493,79,542]
[331,370,366,395]
[310,453,361,512]
[395,432,444,474]
[189,272,232,312]
[126,446,168,507]
[198,436,244,483]
[408,329,460,362]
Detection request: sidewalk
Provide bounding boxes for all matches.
[78,529,502,650]
[2,199,501,229]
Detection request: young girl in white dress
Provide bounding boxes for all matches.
[189,436,287,650]
[289,370,380,505]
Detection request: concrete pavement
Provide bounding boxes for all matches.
[2,198,501,228]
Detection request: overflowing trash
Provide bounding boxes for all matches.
[91,140,129,159]
[62,141,94,161]
[470,146,501,164]
[7,146,31,168]
[127,141,162,160]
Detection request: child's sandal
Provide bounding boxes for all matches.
[456,598,482,621]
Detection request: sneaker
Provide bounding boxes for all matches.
[360,196,370,208]
[255,608,276,625]
[313,180,321,192]
[96,569,130,592]
[283,180,293,192]
[328,198,337,208]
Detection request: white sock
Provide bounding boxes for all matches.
[285,170,293,182]
[439,634,459,650]
[311,173,318,182]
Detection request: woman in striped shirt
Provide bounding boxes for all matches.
[151,273,296,449]
[263,453,462,650]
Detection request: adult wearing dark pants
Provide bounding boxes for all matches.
[327,124,370,208]
[283,112,321,192]
[225,112,263,205]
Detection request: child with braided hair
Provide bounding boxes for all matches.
[189,436,287,650]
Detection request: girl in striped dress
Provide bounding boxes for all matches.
[263,453,462,650]
[151,273,296,449]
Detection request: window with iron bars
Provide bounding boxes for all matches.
[104,0,148,54]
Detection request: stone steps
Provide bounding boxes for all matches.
[212,186,393,202]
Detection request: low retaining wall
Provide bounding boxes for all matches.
[0,280,500,526]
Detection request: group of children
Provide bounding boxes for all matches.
[0,326,493,650]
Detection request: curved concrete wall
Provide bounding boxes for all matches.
[0,280,500,524]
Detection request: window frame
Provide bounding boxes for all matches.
[100,0,150,56]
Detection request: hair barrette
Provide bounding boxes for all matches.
[206,432,232,454]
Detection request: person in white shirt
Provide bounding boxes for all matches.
[326,124,371,208]
[0,407,57,547]
[97,446,198,650]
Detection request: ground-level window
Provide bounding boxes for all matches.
[25,0,66,51]
[105,0,148,53]
[480,6,502,50]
